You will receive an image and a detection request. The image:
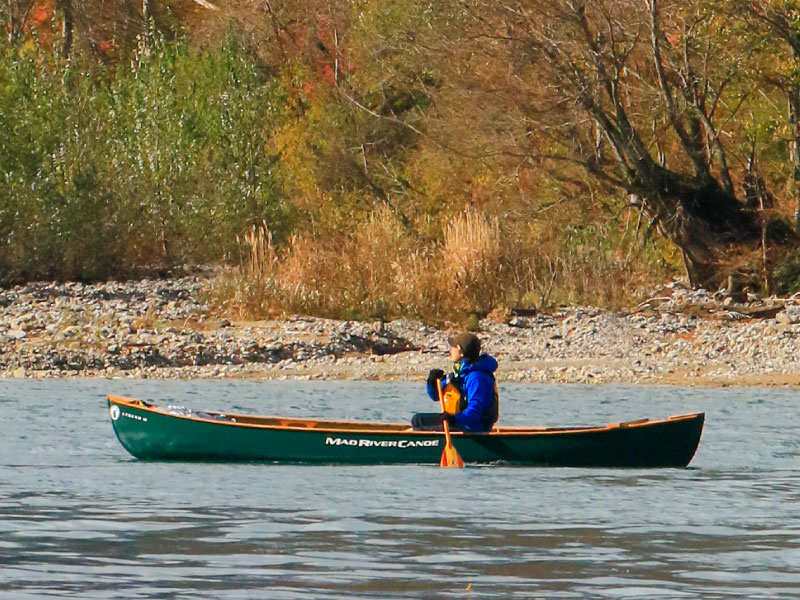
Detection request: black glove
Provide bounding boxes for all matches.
[427,368,445,387]
[441,412,454,425]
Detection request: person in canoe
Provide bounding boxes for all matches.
[411,332,499,432]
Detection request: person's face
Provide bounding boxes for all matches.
[449,345,464,362]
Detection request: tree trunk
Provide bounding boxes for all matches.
[790,68,800,232]
[636,168,760,289]
[141,0,152,51]
[581,66,760,288]
[58,0,73,61]
[6,0,36,44]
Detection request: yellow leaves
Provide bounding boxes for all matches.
[272,100,325,201]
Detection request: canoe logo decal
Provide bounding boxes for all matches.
[110,405,148,423]
[325,437,440,449]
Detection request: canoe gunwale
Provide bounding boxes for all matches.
[107,394,703,437]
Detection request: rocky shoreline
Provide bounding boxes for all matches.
[2,275,800,386]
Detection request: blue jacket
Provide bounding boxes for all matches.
[426,354,499,432]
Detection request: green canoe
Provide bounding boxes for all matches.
[107,395,704,467]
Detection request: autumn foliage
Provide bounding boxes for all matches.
[3,0,800,320]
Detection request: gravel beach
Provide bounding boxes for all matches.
[2,275,800,386]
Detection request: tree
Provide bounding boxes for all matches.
[423,0,772,288]
[736,1,800,229]
[2,0,37,43]
[56,0,72,59]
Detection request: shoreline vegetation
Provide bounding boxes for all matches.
[6,4,800,309]
[6,3,800,386]
[1,32,679,318]
[3,274,800,387]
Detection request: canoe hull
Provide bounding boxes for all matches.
[108,396,704,467]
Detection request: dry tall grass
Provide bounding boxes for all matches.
[211,206,673,323]
[213,207,530,322]
[442,209,505,312]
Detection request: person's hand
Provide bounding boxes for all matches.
[427,368,445,387]
[440,412,454,425]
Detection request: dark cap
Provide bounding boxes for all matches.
[448,332,481,360]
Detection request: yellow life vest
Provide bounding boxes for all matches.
[442,375,500,426]
[442,383,462,415]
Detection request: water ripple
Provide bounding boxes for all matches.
[1,380,799,598]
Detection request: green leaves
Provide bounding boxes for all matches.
[0,35,291,282]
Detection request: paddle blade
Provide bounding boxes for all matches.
[440,441,465,468]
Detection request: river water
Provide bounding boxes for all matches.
[0,380,798,598]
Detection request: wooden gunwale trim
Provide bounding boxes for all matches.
[107,395,702,437]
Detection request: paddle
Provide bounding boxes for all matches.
[436,377,465,468]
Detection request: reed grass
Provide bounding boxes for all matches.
[212,205,676,324]
[215,207,530,323]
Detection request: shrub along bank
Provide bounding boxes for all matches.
[0,37,290,283]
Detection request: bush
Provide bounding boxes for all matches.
[773,248,800,295]
[0,36,290,282]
